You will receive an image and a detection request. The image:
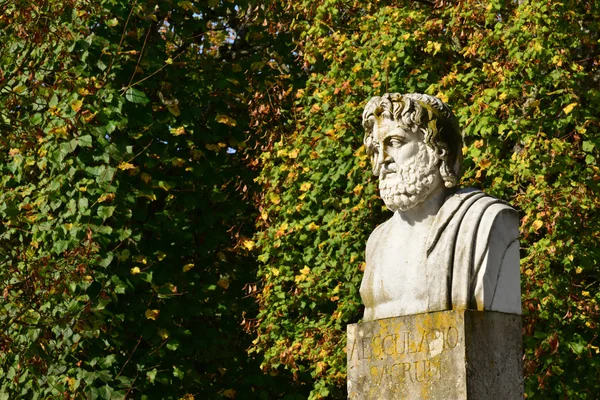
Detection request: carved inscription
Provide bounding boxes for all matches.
[349,325,460,394]
[349,326,459,361]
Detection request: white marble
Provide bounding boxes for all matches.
[360,93,521,321]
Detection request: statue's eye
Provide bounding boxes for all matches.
[389,138,404,147]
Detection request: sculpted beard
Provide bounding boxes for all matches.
[379,142,440,212]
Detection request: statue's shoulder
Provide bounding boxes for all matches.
[365,218,393,253]
[428,187,518,254]
[441,188,519,258]
[450,187,518,238]
[445,187,517,219]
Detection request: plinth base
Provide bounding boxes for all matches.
[347,310,523,399]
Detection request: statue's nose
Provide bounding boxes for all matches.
[374,147,392,176]
[378,147,392,167]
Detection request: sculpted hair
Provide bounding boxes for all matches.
[362,93,463,188]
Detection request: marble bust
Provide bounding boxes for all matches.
[360,93,521,321]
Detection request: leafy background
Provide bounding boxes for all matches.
[0,0,599,399]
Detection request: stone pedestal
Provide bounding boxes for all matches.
[347,310,523,399]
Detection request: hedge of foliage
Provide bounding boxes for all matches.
[252,1,600,399]
[0,0,298,398]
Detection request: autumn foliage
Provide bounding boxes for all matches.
[0,0,599,399]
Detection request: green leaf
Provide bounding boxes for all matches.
[124,87,150,105]
[146,369,157,384]
[97,205,115,220]
[78,135,93,147]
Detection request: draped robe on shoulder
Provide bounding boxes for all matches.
[361,188,520,321]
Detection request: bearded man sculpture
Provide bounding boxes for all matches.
[360,93,521,321]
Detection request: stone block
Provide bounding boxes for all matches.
[347,310,523,399]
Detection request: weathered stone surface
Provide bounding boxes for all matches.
[347,310,523,399]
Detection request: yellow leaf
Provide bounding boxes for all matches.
[222,389,236,399]
[98,193,115,203]
[118,162,136,170]
[276,149,288,158]
[288,149,299,159]
[9,148,19,156]
[49,126,68,136]
[563,102,578,115]
[353,184,363,196]
[479,159,492,169]
[300,266,310,275]
[130,267,141,275]
[170,126,186,136]
[435,91,448,103]
[300,182,312,192]
[575,266,583,274]
[532,220,543,231]
[271,268,280,277]
[70,99,83,112]
[307,222,319,231]
[82,110,97,123]
[182,263,195,272]
[172,157,186,167]
[158,329,170,339]
[217,278,230,289]
[583,291,590,297]
[270,193,281,205]
[243,240,255,250]
[145,309,160,320]
[141,173,152,183]
[216,114,237,127]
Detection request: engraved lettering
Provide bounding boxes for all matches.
[417,330,429,353]
[383,334,395,355]
[370,365,382,385]
[446,326,459,349]
[414,360,425,382]
[349,337,358,361]
[372,335,382,358]
[408,332,419,354]
[361,338,371,359]
[395,332,406,354]
[350,325,458,392]
[402,362,413,382]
